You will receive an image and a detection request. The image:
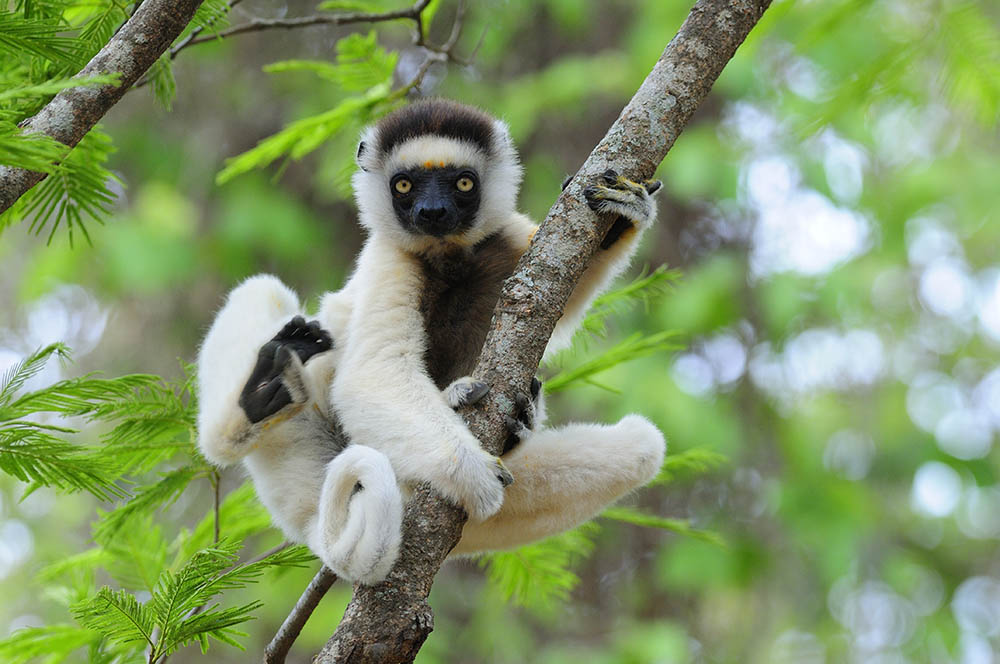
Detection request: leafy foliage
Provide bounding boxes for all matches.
[217,31,401,184]
[479,523,600,608]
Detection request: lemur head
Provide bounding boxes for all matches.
[352,99,523,252]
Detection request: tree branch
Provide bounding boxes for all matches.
[0,0,207,214]
[312,0,771,662]
[264,566,339,664]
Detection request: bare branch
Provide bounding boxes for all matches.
[263,566,338,664]
[313,0,772,662]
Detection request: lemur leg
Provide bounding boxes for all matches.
[547,170,662,355]
[307,445,404,584]
[453,414,665,555]
[197,275,307,466]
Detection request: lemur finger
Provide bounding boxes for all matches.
[513,390,534,431]
[278,315,308,339]
[644,179,663,195]
[530,376,542,400]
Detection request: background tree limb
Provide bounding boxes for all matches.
[0,0,206,214]
[314,0,771,662]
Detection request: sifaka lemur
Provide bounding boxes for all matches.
[196,99,666,584]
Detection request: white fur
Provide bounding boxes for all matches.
[196,106,665,584]
[196,276,400,583]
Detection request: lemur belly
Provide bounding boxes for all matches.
[417,232,522,388]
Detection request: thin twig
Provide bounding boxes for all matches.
[263,566,338,664]
[182,0,430,51]
[212,469,221,544]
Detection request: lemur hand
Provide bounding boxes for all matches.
[239,316,333,423]
[583,169,662,249]
[449,444,514,521]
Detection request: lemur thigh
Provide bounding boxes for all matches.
[196,275,304,466]
[454,414,666,554]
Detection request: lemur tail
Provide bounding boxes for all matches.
[310,445,403,584]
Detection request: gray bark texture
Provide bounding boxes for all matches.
[313,0,772,662]
[0,0,206,213]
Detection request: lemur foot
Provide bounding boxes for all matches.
[502,377,543,455]
[583,169,661,249]
[443,376,490,409]
[238,316,333,423]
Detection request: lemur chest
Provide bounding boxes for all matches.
[417,233,521,389]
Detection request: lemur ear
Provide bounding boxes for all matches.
[355,126,379,172]
[356,141,369,172]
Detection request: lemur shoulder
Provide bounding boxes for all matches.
[196,99,666,584]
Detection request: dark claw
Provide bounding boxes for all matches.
[645,179,662,195]
[464,380,490,405]
[530,376,542,400]
[601,168,619,185]
[561,174,574,191]
[582,186,603,211]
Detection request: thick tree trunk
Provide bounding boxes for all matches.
[0,0,206,213]
[313,0,772,662]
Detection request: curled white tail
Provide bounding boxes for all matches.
[310,445,403,584]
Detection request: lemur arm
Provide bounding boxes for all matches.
[539,172,661,356]
[331,238,511,521]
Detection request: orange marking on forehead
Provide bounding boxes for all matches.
[420,159,453,169]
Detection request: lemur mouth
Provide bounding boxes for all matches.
[413,215,460,237]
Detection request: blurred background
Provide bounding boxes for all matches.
[2,0,999,662]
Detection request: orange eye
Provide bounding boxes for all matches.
[394,179,412,194]
[456,177,475,192]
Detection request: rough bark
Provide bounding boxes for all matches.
[0,0,206,213]
[314,0,771,662]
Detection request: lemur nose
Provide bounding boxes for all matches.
[418,206,447,222]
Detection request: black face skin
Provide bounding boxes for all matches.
[390,166,481,237]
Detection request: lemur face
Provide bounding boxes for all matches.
[389,166,482,237]
[352,99,524,251]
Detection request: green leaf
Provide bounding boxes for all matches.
[72,588,156,650]
[0,10,85,68]
[94,465,205,543]
[0,624,101,664]
[216,83,395,184]
[650,447,728,485]
[12,126,120,245]
[479,523,599,608]
[545,330,681,393]
[601,506,726,546]
[174,481,272,563]
[147,54,176,110]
